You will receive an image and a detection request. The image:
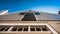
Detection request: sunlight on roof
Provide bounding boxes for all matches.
[30,6,60,14]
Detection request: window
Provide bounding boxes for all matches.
[36,28,41,31]
[23,27,28,31]
[22,13,36,21]
[18,28,23,31]
[30,26,48,31]
[11,26,28,31]
[0,26,11,31]
[35,12,41,15]
[19,12,25,15]
[30,28,35,31]
[0,25,49,32]
[42,28,47,31]
[0,25,57,34]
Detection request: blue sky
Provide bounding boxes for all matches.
[0,0,60,14]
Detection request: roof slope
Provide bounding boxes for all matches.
[0,10,60,21]
[35,12,60,20]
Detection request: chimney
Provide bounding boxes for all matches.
[58,11,60,14]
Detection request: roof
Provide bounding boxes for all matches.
[0,10,60,21]
[0,10,5,14]
[0,10,8,15]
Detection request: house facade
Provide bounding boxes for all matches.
[0,10,60,34]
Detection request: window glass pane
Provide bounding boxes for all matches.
[36,28,41,31]
[35,12,40,15]
[12,28,17,31]
[22,13,36,21]
[0,27,5,31]
[19,12,25,15]
[30,28,35,31]
[23,28,28,31]
[0,26,10,31]
[5,27,10,31]
[42,28,47,31]
[18,28,23,31]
